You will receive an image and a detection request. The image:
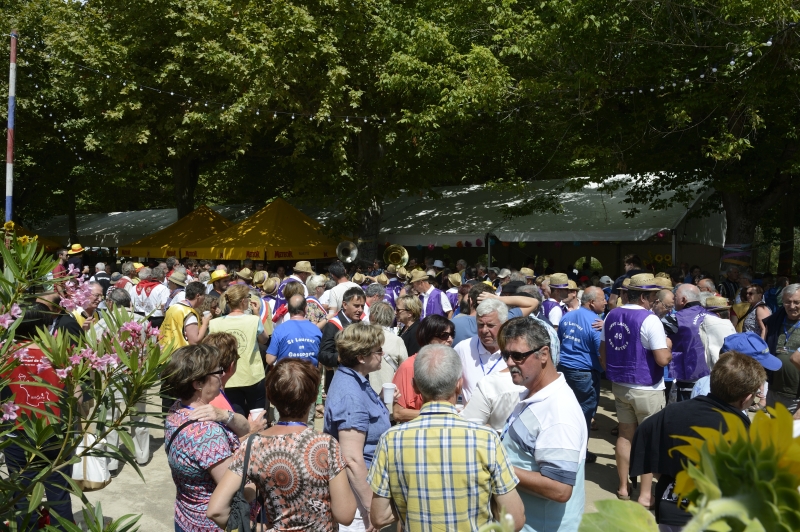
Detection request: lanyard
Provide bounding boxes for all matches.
[479,351,502,376]
[783,319,800,347]
[276,421,307,427]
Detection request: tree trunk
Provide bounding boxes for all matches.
[355,125,384,263]
[777,190,795,275]
[173,156,200,219]
[67,185,79,244]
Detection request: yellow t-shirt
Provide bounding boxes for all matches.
[208,314,264,388]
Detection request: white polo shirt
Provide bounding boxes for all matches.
[454,336,507,403]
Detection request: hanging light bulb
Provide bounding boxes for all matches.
[685,77,690,83]
[346,116,349,122]
[712,65,718,73]
[659,84,664,90]
[747,48,753,57]
[309,115,313,120]
[170,91,174,96]
[273,112,277,118]
[729,58,735,66]
[638,89,642,93]
[382,117,386,123]
[327,116,331,122]
[766,36,773,46]
[291,113,295,120]
[205,102,208,106]
[649,87,654,92]
[672,82,677,87]
[363,117,368,123]
[256,109,260,115]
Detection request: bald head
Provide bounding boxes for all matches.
[697,279,715,294]
[675,283,700,310]
[581,286,606,314]
[287,294,307,316]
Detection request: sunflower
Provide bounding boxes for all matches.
[17,235,30,246]
[3,220,14,232]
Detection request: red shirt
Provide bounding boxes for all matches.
[7,347,64,423]
[392,353,423,410]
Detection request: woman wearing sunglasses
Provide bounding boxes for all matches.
[732,285,771,338]
[391,314,456,422]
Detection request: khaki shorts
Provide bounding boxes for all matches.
[612,382,665,425]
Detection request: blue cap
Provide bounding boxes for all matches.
[721,332,782,371]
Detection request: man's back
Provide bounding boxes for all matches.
[268,319,322,365]
[368,401,518,531]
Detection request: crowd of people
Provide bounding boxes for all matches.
[7,243,800,532]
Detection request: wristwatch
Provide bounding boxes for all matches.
[224,410,235,426]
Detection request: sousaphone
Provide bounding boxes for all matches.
[336,241,359,264]
[383,244,409,268]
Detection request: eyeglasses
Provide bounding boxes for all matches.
[205,368,224,377]
[501,345,545,363]
[435,331,455,340]
[395,307,407,313]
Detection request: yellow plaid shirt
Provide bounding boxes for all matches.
[367,401,519,531]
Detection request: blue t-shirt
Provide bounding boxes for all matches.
[267,319,322,366]
[452,308,523,346]
[557,307,602,372]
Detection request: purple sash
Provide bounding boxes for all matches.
[668,305,710,381]
[604,307,662,386]
[384,279,403,308]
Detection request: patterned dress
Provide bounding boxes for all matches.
[165,406,240,532]
[229,429,346,531]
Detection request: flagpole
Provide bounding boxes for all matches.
[5,30,18,222]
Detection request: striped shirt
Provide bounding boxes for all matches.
[368,401,518,531]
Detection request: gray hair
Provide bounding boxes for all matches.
[152,266,167,282]
[121,262,135,276]
[198,271,210,283]
[369,302,395,327]
[95,262,106,272]
[698,278,716,292]
[676,283,700,302]
[413,344,463,401]
[107,287,131,308]
[456,259,467,269]
[138,267,152,280]
[324,279,337,291]
[499,316,558,366]
[698,291,713,306]
[173,265,187,275]
[580,286,604,305]
[517,284,543,303]
[509,272,527,283]
[365,283,386,298]
[166,257,178,269]
[783,283,800,299]
[306,274,327,293]
[476,299,509,322]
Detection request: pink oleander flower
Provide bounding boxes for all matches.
[79,347,97,360]
[9,304,21,318]
[121,321,143,336]
[37,358,52,374]
[69,353,83,365]
[12,347,29,361]
[148,327,160,338]
[0,313,14,329]
[59,297,77,312]
[1,402,19,421]
[55,367,70,379]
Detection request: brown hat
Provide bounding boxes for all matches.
[448,273,462,287]
[293,261,314,274]
[262,277,279,295]
[237,268,253,281]
[703,296,731,311]
[653,276,673,289]
[168,271,187,287]
[408,269,430,284]
[253,270,268,286]
[549,273,569,288]
[352,272,366,285]
[210,270,231,283]
[520,267,535,278]
[627,273,662,292]
[397,267,408,280]
[385,264,398,275]
[375,273,389,286]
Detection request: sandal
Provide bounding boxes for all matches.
[591,419,598,431]
[616,482,632,501]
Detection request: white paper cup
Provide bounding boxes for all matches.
[202,310,211,318]
[248,408,265,421]
[382,383,396,405]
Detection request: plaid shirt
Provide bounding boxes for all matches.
[368,401,519,531]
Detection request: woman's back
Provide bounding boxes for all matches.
[231,429,346,531]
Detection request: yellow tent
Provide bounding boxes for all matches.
[17,226,63,250]
[118,205,232,258]
[181,198,339,261]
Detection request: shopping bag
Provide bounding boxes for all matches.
[72,432,111,491]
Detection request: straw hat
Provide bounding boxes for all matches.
[520,267,534,279]
[210,270,231,283]
[627,273,661,292]
[262,277,279,295]
[653,276,673,289]
[704,296,731,311]
[352,272,366,285]
[619,278,632,291]
[396,266,408,280]
[237,268,253,281]
[549,273,569,288]
[68,243,85,254]
[293,261,314,274]
[253,271,268,287]
[408,270,430,284]
[168,271,187,287]
[133,262,144,272]
[385,264,398,275]
[566,280,578,290]
[448,273,462,287]
[375,273,389,286]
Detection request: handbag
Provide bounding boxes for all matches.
[227,434,258,532]
[72,430,111,491]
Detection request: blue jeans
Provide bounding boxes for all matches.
[557,366,600,435]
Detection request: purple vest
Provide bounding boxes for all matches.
[384,279,404,308]
[604,307,663,386]
[446,289,459,310]
[421,288,446,318]
[668,305,710,382]
[274,277,295,307]
[542,300,560,322]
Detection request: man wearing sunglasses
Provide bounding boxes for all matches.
[499,317,587,532]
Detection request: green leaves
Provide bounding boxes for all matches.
[579,499,660,532]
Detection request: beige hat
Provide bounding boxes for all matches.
[352,272,366,285]
[408,269,430,284]
[385,264,398,275]
[627,273,662,292]
[262,277,279,295]
[168,271,187,287]
[619,278,632,291]
[497,268,512,279]
[397,266,408,280]
[237,267,253,281]
[375,273,389,286]
[253,270,268,286]
[520,267,535,278]
[704,296,731,311]
[293,261,314,274]
[549,273,569,288]
[566,280,578,290]
[653,276,673,289]
[448,273,462,287]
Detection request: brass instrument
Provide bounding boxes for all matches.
[383,244,409,268]
[336,241,359,264]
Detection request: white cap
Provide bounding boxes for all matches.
[599,275,614,285]
[498,268,512,279]
[433,260,445,269]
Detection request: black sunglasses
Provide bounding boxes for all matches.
[205,368,225,377]
[436,331,455,340]
[501,345,545,363]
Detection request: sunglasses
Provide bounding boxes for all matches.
[435,331,455,340]
[205,368,225,377]
[501,345,545,363]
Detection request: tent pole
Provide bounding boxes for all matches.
[671,229,677,265]
[486,233,491,267]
